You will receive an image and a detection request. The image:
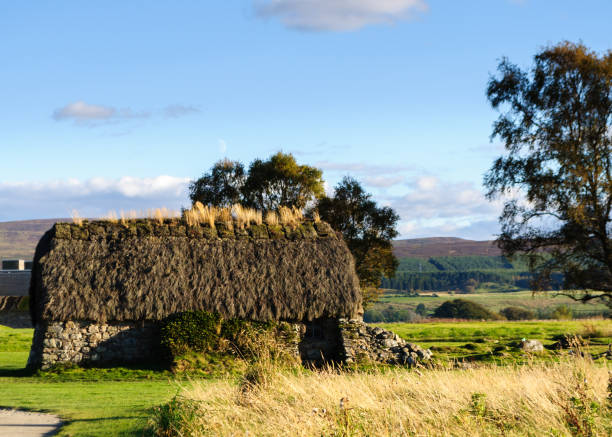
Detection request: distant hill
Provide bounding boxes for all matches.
[0,219,67,260]
[0,219,500,261]
[392,237,500,258]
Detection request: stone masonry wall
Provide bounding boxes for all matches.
[27,318,432,370]
[28,321,159,370]
[28,320,334,370]
[338,319,433,366]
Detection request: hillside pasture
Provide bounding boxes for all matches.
[372,289,610,319]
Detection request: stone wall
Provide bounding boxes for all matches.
[27,318,432,370]
[338,319,432,366]
[28,321,160,370]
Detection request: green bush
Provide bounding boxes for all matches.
[415,303,427,316]
[363,305,422,323]
[499,306,535,320]
[432,299,500,320]
[159,310,291,370]
[149,396,199,437]
[552,305,573,320]
[160,311,222,357]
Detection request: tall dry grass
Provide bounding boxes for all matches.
[264,211,279,226]
[156,359,611,437]
[71,209,83,226]
[278,206,304,227]
[77,204,307,229]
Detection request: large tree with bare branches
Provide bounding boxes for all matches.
[485,42,612,307]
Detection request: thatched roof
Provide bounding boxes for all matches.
[30,219,361,324]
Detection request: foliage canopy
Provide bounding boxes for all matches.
[189,152,324,211]
[316,177,399,306]
[485,42,612,306]
[189,159,246,208]
[243,152,325,210]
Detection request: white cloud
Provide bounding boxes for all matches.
[254,0,428,31]
[0,176,190,221]
[53,101,198,126]
[392,177,498,219]
[53,101,150,125]
[163,105,200,118]
[53,101,116,121]
[416,176,437,190]
[317,160,413,188]
[386,176,504,239]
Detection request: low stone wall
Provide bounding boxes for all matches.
[338,319,432,366]
[28,321,160,370]
[27,318,432,370]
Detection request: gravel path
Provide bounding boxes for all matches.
[0,409,62,437]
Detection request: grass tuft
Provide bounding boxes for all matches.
[71,210,83,226]
[264,211,279,226]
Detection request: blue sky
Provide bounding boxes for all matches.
[1,1,610,239]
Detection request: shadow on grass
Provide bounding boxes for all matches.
[0,367,35,378]
[0,361,172,381]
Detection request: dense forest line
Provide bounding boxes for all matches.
[382,255,562,292]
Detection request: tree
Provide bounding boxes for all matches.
[433,299,500,320]
[189,159,246,207]
[242,152,325,211]
[316,177,399,306]
[415,303,427,316]
[485,42,612,307]
[461,278,479,294]
[499,306,535,320]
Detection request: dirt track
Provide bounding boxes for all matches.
[0,409,61,437]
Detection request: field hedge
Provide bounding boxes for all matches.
[432,299,501,320]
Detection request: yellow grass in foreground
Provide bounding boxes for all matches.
[172,361,610,437]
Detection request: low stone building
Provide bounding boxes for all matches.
[27,218,430,369]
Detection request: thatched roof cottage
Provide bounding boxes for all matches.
[27,218,363,369]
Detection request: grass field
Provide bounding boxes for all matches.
[1,319,610,435]
[375,289,610,317]
[379,319,612,362]
[0,326,177,436]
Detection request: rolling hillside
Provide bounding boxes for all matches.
[0,219,66,259]
[392,237,500,258]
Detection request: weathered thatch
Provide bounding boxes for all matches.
[30,219,361,324]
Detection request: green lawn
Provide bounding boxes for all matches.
[0,326,178,436]
[380,319,612,362]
